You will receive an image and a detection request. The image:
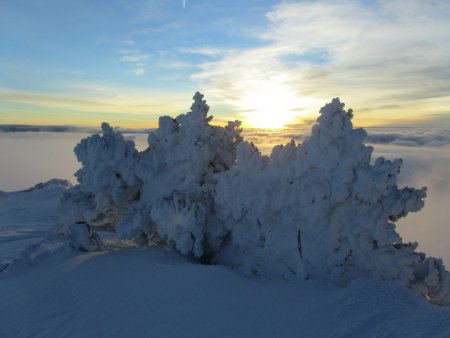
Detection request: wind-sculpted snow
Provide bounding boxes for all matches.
[57,92,450,305]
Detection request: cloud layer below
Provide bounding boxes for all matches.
[241,126,450,154]
[373,144,450,267]
[366,128,450,147]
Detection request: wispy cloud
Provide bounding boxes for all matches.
[119,53,150,63]
[192,0,450,126]
[0,87,191,127]
[133,67,146,76]
[117,49,150,76]
[178,47,226,57]
[157,61,193,70]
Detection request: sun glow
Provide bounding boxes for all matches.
[238,82,305,129]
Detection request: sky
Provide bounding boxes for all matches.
[0,0,450,129]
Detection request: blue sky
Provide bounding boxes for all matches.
[1,0,450,128]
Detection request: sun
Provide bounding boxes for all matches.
[238,82,302,129]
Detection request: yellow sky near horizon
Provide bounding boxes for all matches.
[1,87,449,130]
[1,1,449,130]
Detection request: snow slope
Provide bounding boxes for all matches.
[0,179,71,267]
[2,246,450,338]
[1,181,450,337]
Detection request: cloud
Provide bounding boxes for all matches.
[240,125,450,156]
[133,67,146,76]
[119,53,150,63]
[372,144,450,267]
[191,0,450,126]
[0,87,190,122]
[157,61,192,70]
[365,128,450,147]
[117,49,150,77]
[178,47,226,57]
[0,89,116,111]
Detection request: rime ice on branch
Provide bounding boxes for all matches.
[60,92,450,306]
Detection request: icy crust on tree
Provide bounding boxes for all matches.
[59,93,450,305]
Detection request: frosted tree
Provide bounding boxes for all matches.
[56,93,450,305]
[57,122,142,249]
[215,98,450,305]
[117,92,243,257]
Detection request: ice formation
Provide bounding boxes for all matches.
[59,92,450,305]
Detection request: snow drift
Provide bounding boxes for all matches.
[55,92,449,305]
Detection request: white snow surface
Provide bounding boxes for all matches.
[0,182,449,337]
[0,179,71,266]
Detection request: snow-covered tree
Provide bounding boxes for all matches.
[57,122,141,247]
[117,92,242,257]
[74,122,141,213]
[57,93,450,305]
[214,98,450,305]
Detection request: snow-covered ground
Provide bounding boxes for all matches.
[0,179,70,266]
[1,180,450,337]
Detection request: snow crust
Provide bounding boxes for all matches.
[50,93,450,305]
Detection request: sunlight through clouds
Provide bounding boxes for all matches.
[192,0,450,128]
[239,82,296,128]
[236,81,317,128]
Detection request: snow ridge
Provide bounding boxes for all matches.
[52,93,450,305]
